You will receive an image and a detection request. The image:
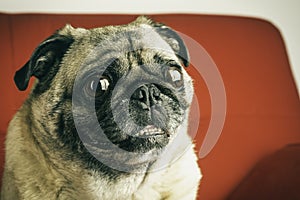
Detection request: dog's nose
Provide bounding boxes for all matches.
[131,84,161,109]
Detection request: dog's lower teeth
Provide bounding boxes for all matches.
[136,126,164,137]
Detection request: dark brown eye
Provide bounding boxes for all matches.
[85,76,110,97]
[167,67,183,88]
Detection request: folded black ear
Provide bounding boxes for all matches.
[14,61,31,91]
[14,34,74,91]
[154,24,190,67]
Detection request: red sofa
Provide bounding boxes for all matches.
[0,13,299,199]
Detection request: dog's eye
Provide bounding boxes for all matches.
[167,67,183,88]
[85,76,110,97]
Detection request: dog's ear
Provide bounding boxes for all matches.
[154,24,190,67]
[14,34,74,91]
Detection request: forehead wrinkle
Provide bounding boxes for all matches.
[112,25,174,55]
[74,25,178,77]
[80,50,119,75]
[122,26,178,68]
[138,25,174,54]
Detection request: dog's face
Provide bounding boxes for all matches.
[14,17,194,173]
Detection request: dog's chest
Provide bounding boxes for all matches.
[80,171,166,200]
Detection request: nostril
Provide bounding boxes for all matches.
[132,86,147,100]
[138,88,147,100]
[136,89,143,99]
[151,87,161,99]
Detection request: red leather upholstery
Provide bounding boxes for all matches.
[228,144,300,200]
[1,14,299,199]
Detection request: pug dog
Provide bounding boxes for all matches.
[1,16,201,200]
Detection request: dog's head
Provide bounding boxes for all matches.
[14,16,194,172]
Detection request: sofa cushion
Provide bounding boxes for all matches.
[228,144,300,200]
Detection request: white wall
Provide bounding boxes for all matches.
[1,0,299,95]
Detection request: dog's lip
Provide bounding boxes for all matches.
[135,125,165,138]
